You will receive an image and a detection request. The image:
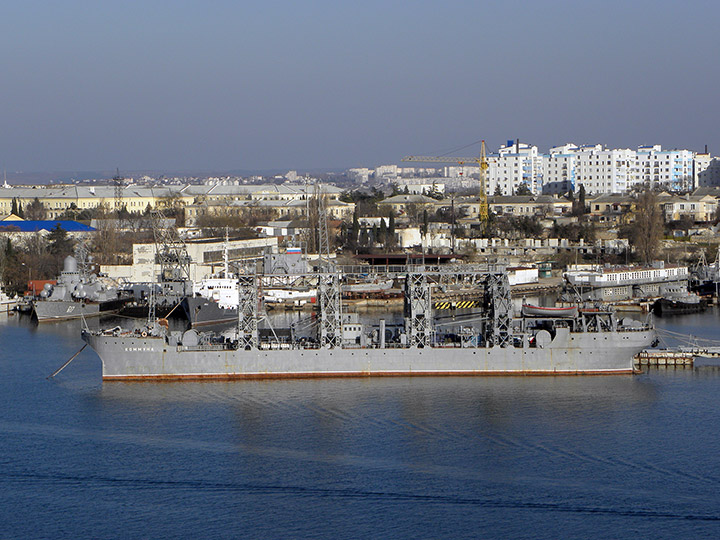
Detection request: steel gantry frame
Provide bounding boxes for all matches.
[317,272,342,348]
[404,272,433,348]
[232,265,513,350]
[482,272,513,347]
[237,273,259,350]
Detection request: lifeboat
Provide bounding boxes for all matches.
[521,304,578,318]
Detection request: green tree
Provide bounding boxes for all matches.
[421,209,429,237]
[4,237,13,259]
[379,218,389,249]
[386,211,396,250]
[571,186,587,216]
[47,224,74,256]
[349,208,360,251]
[25,197,46,220]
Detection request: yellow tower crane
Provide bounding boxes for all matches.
[402,140,489,224]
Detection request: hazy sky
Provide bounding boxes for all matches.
[1,0,718,173]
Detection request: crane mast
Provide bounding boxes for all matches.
[402,140,489,225]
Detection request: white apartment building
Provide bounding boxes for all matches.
[635,145,694,191]
[697,157,720,187]
[348,168,372,183]
[541,143,698,195]
[394,178,445,194]
[374,164,399,179]
[377,142,709,197]
[542,144,578,195]
[487,141,543,196]
[444,165,480,178]
[574,145,636,195]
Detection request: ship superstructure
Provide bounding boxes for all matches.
[564,262,689,301]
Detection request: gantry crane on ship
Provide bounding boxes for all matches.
[402,140,490,225]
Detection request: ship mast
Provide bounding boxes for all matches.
[149,208,192,324]
[223,227,230,278]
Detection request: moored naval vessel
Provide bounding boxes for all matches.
[34,255,131,322]
[181,246,316,327]
[82,264,655,380]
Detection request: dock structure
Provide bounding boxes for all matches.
[635,346,720,366]
[635,350,695,366]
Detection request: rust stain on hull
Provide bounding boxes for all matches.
[104,369,635,382]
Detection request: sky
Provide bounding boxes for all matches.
[1,0,718,174]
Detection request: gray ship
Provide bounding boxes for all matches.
[81,266,655,380]
[34,256,131,322]
[182,248,313,328]
[181,295,237,327]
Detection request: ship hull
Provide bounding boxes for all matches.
[653,297,708,316]
[83,329,654,380]
[34,297,129,322]
[182,297,237,327]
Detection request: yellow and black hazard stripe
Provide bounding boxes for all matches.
[433,300,478,310]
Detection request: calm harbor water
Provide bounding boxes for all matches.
[2,309,720,538]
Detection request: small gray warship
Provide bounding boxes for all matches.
[33,255,130,322]
[81,264,655,380]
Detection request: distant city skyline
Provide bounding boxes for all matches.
[1,138,711,182]
[1,1,718,172]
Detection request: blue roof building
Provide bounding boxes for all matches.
[0,220,95,233]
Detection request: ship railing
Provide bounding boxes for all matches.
[336,263,507,277]
[258,342,294,350]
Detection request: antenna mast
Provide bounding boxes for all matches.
[149,209,192,323]
[113,167,124,218]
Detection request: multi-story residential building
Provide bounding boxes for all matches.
[541,143,699,195]
[488,141,543,196]
[374,165,399,179]
[542,144,578,195]
[572,145,636,195]
[398,141,710,197]
[696,155,720,187]
[394,179,446,195]
[694,152,712,186]
[444,165,480,179]
[635,145,694,191]
[347,168,372,183]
